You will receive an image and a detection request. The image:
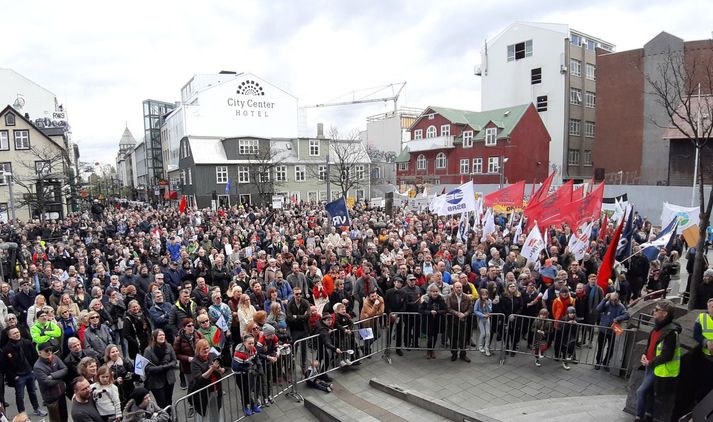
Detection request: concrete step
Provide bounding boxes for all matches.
[303,389,380,422]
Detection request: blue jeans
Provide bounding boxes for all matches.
[14,373,40,413]
[636,367,655,418]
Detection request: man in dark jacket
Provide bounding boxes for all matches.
[1,327,47,416]
[63,337,99,398]
[446,281,474,362]
[635,300,681,422]
[33,342,68,422]
[385,278,408,356]
[286,287,311,369]
[628,248,649,301]
[595,292,629,369]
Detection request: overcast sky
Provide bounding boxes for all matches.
[2,0,712,164]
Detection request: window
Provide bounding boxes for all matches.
[356,189,365,200]
[568,149,580,165]
[531,68,542,84]
[507,40,533,61]
[4,114,15,126]
[294,165,305,182]
[216,166,228,184]
[586,40,596,51]
[318,165,327,181]
[35,160,50,177]
[258,167,269,183]
[426,126,437,138]
[570,88,582,105]
[440,125,450,137]
[586,63,596,80]
[238,166,249,183]
[0,163,11,185]
[570,59,581,77]
[187,168,192,185]
[462,130,474,147]
[238,139,259,155]
[536,96,548,112]
[570,34,582,46]
[569,119,581,136]
[459,159,469,175]
[275,165,286,182]
[0,131,8,150]
[398,162,408,171]
[319,191,327,202]
[371,166,381,179]
[416,154,426,170]
[427,114,435,120]
[355,165,365,180]
[583,150,593,166]
[585,121,596,137]
[435,153,447,169]
[309,139,320,156]
[485,127,497,146]
[414,129,423,140]
[585,91,596,108]
[487,157,499,173]
[472,158,483,174]
[13,130,29,150]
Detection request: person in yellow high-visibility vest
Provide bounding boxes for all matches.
[636,300,681,422]
[693,298,713,403]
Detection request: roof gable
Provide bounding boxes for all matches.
[411,104,531,138]
[0,105,65,150]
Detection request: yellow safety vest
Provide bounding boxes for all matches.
[698,313,713,356]
[654,331,681,378]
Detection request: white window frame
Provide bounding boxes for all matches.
[294,165,306,182]
[435,152,447,169]
[0,163,11,186]
[13,130,29,150]
[238,139,259,155]
[258,167,270,183]
[507,40,533,62]
[440,124,450,137]
[585,121,596,138]
[570,88,582,105]
[356,189,365,200]
[416,154,426,170]
[319,191,327,202]
[485,127,497,146]
[414,129,423,140]
[238,166,250,183]
[462,130,474,148]
[275,165,286,182]
[187,168,192,185]
[308,191,318,203]
[398,162,408,171]
[586,63,596,80]
[487,157,499,174]
[569,119,582,136]
[426,125,437,138]
[568,149,580,165]
[472,158,483,174]
[309,139,320,156]
[459,159,469,175]
[318,165,327,181]
[216,166,228,184]
[0,131,8,150]
[585,91,596,108]
[583,150,593,166]
[372,166,381,179]
[570,59,582,77]
[355,164,365,180]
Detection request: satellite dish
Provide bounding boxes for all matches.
[13,95,25,110]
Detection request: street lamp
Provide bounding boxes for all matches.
[499,156,509,189]
[0,170,17,224]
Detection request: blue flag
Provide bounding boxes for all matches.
[325,197,351,227]
[616,206,634,261]
[225,179,232,194]
[641,219,678,261]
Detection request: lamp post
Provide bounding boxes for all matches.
[499,156,509,189]
[0,170,17,224]
[691,82,702,206]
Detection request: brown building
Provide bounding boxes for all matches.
[594,32,713,186]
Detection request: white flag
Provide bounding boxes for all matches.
[567,222,593,261]
[215,315,229,332]
[457,212,470,243]
[481,208,496,242]
[430,181,477,216]
[513,217,524,244]
[134,354,151,377]
[521,224,546,264]
[661,202,699,232]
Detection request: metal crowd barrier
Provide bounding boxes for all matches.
[499,314,637,372]
[289,313,390,399]
[383,311,508,363]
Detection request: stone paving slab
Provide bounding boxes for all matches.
[478,395,629,422]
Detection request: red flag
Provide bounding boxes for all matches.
[528,171,555,206]
[526,180,573,225]
[563,182,604,229]
[460,175,465,184]
[597,214,625,291]
[212,327,224,348]
[179,195,187,214]
[598,213,609,242]
[572,184,585,200]
[484,181,525,208]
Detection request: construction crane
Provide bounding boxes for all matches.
[301,82,406,112]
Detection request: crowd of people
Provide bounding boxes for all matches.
[0,198,710,422]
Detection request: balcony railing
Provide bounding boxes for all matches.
[406,135,454,152]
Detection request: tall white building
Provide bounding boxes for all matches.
[479,22,613,181]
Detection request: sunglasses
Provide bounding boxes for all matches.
[90,316,99,320]
[185,323,194,327]
[199,320,210,324]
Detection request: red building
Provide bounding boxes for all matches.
[395,103,550,188]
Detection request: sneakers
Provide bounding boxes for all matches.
[33,409,48,417]
[395,349,404,356]
[252,404,262,413]
[244,407,253,416]
[562,361,571,370]
[535,359,541,367]
[478,346,485,353]
[484,348,491,357]
[460,355,471,363]
[594,364,601,370]
[180,380,187,390]
[326,386,333,393]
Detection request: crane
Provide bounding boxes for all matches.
[301,82,406,112]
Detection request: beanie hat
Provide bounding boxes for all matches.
[704,269,713,278]
[132,387,150,404]
[567,306,576,314]
[262,324,275,336]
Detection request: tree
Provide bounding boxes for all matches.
[246,143,288,204]
[365,144,397,163]
[310,127,369,200]
[646,43,713,309]
[12,146,69,222]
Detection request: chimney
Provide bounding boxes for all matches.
[317,123,324,139]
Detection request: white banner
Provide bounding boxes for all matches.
[661,203,699,231]
[134,354,151,377]
[430,181,476,216]
[215,315,229,332]
[567,222,593,261]
[481,208,496,242]
[522,223,546,264]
